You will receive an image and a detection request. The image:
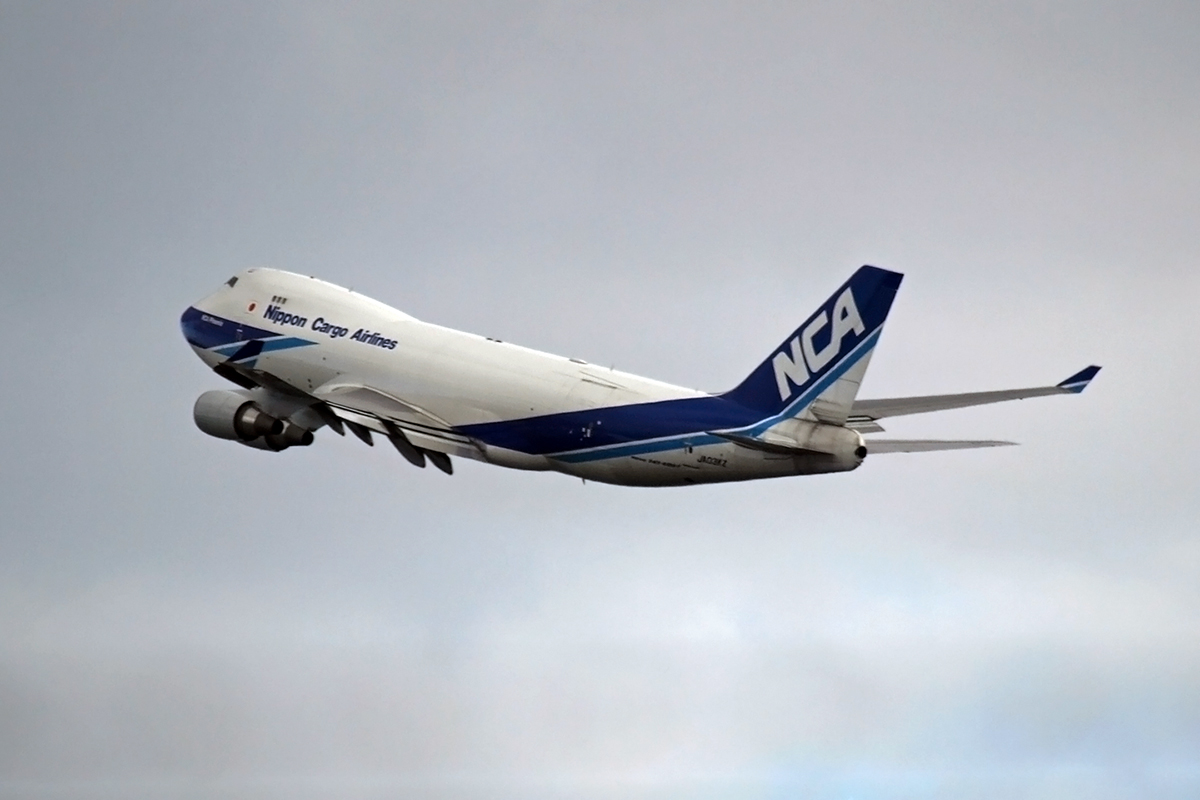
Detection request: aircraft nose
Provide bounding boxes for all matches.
[180,305,230,350]
[180,306,203,347]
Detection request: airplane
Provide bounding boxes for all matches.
[180,265,1099,487]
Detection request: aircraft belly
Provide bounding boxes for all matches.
[555,442,803,487]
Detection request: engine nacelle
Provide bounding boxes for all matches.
[193,390,284,442]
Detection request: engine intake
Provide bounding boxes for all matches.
[193,390,285,441]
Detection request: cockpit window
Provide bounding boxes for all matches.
[225,276,238,287]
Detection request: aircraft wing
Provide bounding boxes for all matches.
[311,382,484,471]
[849,365,1100,423]
[313,383,475,445]
[211,360,481,470]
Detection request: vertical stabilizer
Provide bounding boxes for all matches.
[807,346,877,425]
[723,265,902,426]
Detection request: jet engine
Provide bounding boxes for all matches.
[193,389,285,441]
[193,389,318,451]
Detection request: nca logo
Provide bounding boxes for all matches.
[771,288,865,402]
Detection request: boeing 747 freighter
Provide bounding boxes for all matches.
[181,266,1098,486]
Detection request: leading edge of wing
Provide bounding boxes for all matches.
[864,439,1016,454]
[212,360,475,451]
[850,365,1101,421]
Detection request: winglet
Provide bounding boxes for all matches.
[1056,365,1102,394]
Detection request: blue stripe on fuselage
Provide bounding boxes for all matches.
[554,433,729,464]
[211,337,316,358]
[181,306,279,349]
[457,396,760,457]
[458,328,881,462]
[181,307,316,357]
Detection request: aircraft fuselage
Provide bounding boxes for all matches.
[182,268,864,486]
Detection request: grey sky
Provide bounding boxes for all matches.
[1,2,1198,798]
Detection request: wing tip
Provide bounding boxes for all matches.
[1056,365,1101,394]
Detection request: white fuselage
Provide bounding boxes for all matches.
[184,268,863,486]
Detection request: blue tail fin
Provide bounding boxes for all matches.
[723,265,903,419]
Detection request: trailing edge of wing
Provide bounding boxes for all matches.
[314,382,484,457]
[850,365,1101,421]
[864,439,1016,454]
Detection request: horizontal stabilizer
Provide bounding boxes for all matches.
[851,365,1101,421]
[864,439,1016,454]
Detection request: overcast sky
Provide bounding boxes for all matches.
[2,2,1198,798]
